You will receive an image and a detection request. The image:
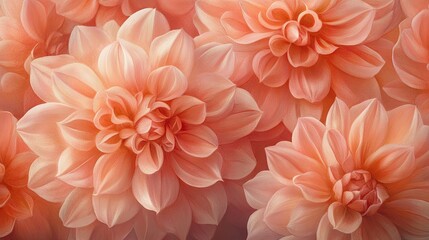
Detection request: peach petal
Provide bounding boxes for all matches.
[137,142,164,175]
[133,210,167,240]
[92,190,140,228]
[20,0,48,42]
[206,88,261,144]
[326,98,351,136]
[52,0,98,23]
[156,194,192,240]
[0,185,10,208]
[293,171,331,203]
[146,66,188,101]
[95,130,122,154]
[117,8,170,52]
[176,125,218,158]
[247,209,282,240]
[287,45,319,68]
[328,202,362,234]
[0,210,15,238]
[0,111,17,162]
[149,29,195,77]
[316,213,351,240]
[351,214,400,240]
[194,43,235,77]
[132,167,179,213]
[170,95,206,125]
[3,152,36,188]
[0,40,30,68]
[252,50,290,88]
[59,110,97,152]
[183,183,227,225]
[171,150,222,188]
[292,117,326,162]
[60,188,96,228]
[93,149,134,195]
[244,171,284,209]
[287,201,328,237]
[4,191,33,220]
[219,139,256,180]
[321,129,353,174]
[0,16,30,42]
[385,105,423,145]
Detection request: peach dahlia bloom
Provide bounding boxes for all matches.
[384,7,429,124]
[400,0,429,17]
[244,98,429,239]
[194,0,402,132]
[0,0,73,118]
[17,8,261,239]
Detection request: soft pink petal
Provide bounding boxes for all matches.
[60,188,96,228]
[146,66,188,101]
[352,214,400,240]
[58,110,97,152]
[293,171,332,203]
[287,45,319,68]
[194,43,235,77]
[51,0,98,23]
[327,202,362,234]
[292,117,326,163]
[176,125,218,158]
[170,95,206,125]
[252,50,290,87]
[0,185,10,208]
[20,0,49,42]
[326,98,351,136]
[385,104,423,145]
[316,213,351,240]
[287,201,328,237]
[247,208,282,240]
[156,194,192,240]
[0,210,15,238]
[137,142,164,175]
[133,210,167,240]
[0,111,17,163]
[219,139,256,180]
[3,152,36,188]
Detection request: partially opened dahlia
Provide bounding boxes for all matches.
[194,0,402,132]
[244,98,429,239]
[17,8,261,239]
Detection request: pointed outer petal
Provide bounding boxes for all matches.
[348,99,388,164]
[1,0,23,18]
[243,171,284,209]
[58,110,97,152]
[146,66,188,101]
[206,88,262,144]
[149,29,195,77]
[69,26,112,69]
[289,60,331,103]
[351,214,400,240]
[263,185,305,235]
[247,208,282,240]
[28,158,73,202]
[132,167,179,213]
[219,11,256,41]
[292,171,332,203]
[170,95,206,125]
[20,0,47,42]
[0,16,31,42]
[327,202,362,234]
[219,139,256,180]
[156,194,192,240]
[188,223,217,240]
[193,0,231,34]
[292,117,326,163]
[3,190,33,220]
[137,142,164,175]
[187,73,236,119]
[93,149,134,195]
[183,183,227,225]
[194,43,235,77]
[364,144,415,183]
[175,125,218,158]
[331,68,381,107]
[0,185,10,208]
[171,150,222,188]
[382,199,429,238]
[317,213,351,240]
[17,103,74,159]
[287,45,319,68]
[0,40,29,68]
[52,0,97,23]
[3,152,36,188]
[60,188,96,228]
[326,98,351,136]
[51,63,104,108]
[133,210,167,240]
[385,105,423,145]
[0,210,15,238]
[266,141,324,184]
[117,8,170,52]
[329,46,384,79]
[30,55,77,103]
[320,0,375,45]
[0,111,17,162]
[322,129,353,172]
[92,190,140,228]
[314,37,338,55]
[287,201,329,237]
[57,148,100,188]
[98,40,149,91]
[252,50,291,88]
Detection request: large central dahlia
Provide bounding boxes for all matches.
[17,9,261,239]
[244,98,429,239]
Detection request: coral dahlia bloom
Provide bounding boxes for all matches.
[384,7,429,124]
[195,0,401,131]
[244,98,429,239]
[17,8,261,239]
[0,0,73,117]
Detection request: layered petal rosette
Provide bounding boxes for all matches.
[194,0,402,132]
[384,7,429,124]
[17,8,261,239]
[244,98,429,239]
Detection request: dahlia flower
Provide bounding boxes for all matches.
[384,7,429,124]
[400,0,429,17]
[0,0,73,117]
[17,8,261,239]
[244,98,429,239]
[194,0,401,132]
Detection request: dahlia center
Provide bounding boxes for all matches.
[93,87,180,154]
[333,170,389,216]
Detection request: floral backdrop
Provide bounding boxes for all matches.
[0,0,428,239]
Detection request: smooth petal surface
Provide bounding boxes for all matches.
[176,125,218,158]
[60,188,96,228]
[244,171,284,209]
[328,202,362,234]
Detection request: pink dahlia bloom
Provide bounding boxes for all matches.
[17,8,261,239]
[195,0,401,132]
[244,98,429,239]
[50,0,198,35]
[384,7,429,124]
[400,0,429,17]
[0,0,73,118]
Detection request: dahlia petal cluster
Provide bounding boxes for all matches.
[0,0,428,239]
